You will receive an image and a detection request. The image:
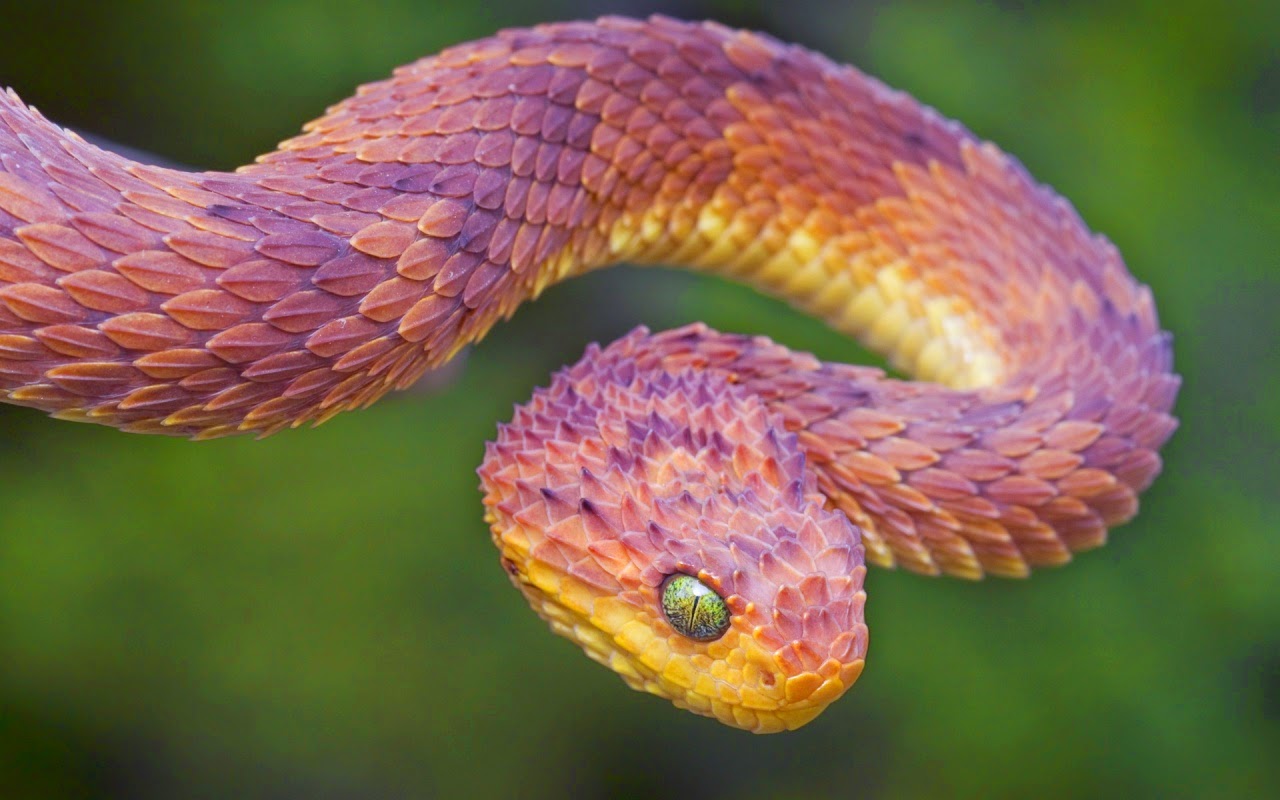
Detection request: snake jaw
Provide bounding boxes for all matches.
[479,332,868,732]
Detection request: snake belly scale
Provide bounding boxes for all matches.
[0,16,1178,732]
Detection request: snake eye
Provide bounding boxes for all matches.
[661,574,730,641]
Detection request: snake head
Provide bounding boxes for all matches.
[478,330,868,732]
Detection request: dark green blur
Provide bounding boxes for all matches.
[0,1,1275,797]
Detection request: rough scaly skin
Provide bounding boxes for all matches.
[0,17,1179,731]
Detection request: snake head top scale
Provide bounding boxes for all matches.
[0,16,1178,732]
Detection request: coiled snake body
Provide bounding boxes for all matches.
[0,17,1178,732]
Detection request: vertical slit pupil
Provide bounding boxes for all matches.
[663,574,728,642]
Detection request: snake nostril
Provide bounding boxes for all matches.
[761,672,776,688]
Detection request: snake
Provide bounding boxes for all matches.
[0,16,1179,733]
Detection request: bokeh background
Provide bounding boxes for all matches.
[0,0,1275,797]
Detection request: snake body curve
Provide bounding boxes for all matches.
[0,16,1178,732]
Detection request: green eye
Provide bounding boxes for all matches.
[661,574,730,641]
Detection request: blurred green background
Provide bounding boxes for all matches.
[0,1,1275,797]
